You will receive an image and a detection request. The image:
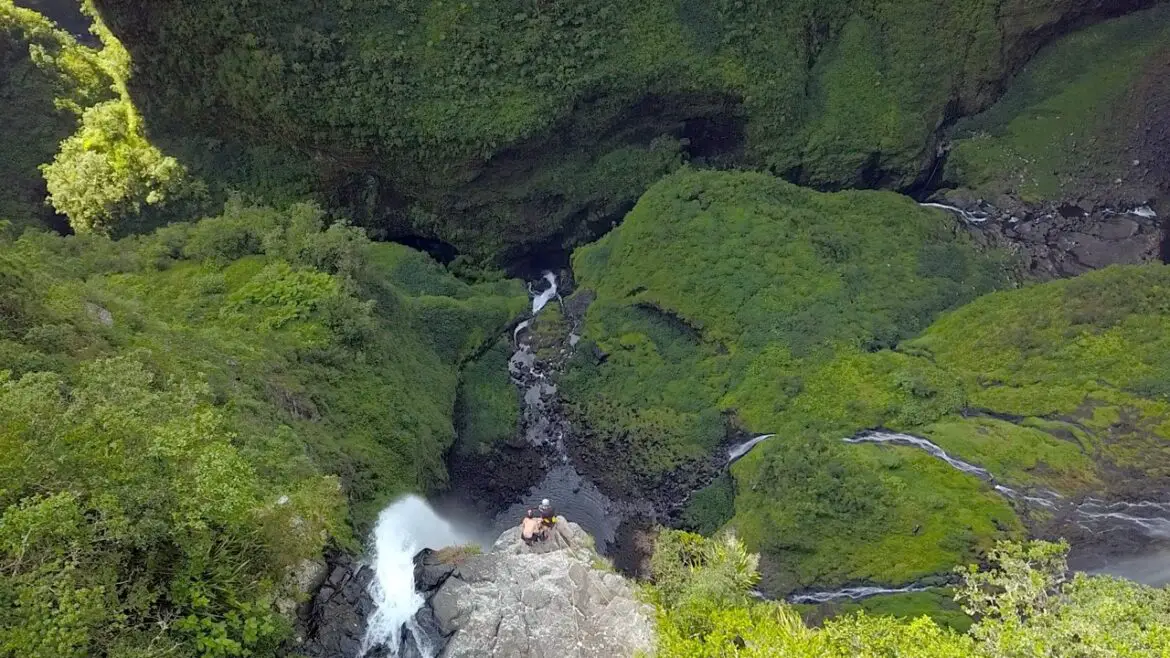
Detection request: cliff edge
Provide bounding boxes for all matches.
[419,519,656,658]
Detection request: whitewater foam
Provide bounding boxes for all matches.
[727,434,776,463]
[531,272,559,315]
[844,431,992,480]
[788,584,931,604]
[361,496,476,657]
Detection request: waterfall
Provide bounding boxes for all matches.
[727,434,775,463]
[1075,499,1170,537]
[1130,205,1158,219]
[846,431,1170,539]
[919,202,990,224]
[531,272,559,315]
[844,431,992,480]
[361,496,476,657]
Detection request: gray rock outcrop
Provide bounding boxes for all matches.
[933,192,1163,280]
[427,519,656,658]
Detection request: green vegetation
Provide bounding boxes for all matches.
[732,437,1019,592]
[946,4,1170,201]
[737,263,1170,589]
[0,2,112,228]
[816,589,973,634]
[649,532,1170,657]
[87,0,1114,261]
[0,201,523,656]
[565,168,1008,583]
[454,338,519,456]
[2,0,208,236]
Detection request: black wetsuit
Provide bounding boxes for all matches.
[538,504,556,524]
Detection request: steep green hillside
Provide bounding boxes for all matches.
[0,204,524,657]
[565,168,1006,489]
[562,168,1013,588]
[946,4,1170,203]
[89,0,1152,262]
[725,263,1170,592]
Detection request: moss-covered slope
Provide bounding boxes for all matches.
[945,3,1170,204]
[0,203,524,655]
[728,263,1170,592]
[89,0,1157,263]
[563,170,1009,568]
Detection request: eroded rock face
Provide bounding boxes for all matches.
[292,553,379,658]
[426,520,656,658]
[935,193,1162,279]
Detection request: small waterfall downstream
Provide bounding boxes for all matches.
[844,431,993,480]
[361,496,478,658]
[727,434,775,463]
[530,272,559,314]
[920,202,991,223]
[788,584,931,605]
[727,425,1170,600]
[846,430,1170,538]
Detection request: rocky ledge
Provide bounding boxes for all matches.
[420,519,656,658]
[932,192,1164,279]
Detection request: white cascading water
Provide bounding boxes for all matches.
[531,272,559,315]
[727,434,775,463]
[844,431,993,480]
[919,202,990,223]
[1130,205,1158,219]
[788,584,930,605]
[361,496,475,657]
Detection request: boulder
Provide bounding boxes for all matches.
[413,548,457,595]
[429,518,656,658]
[293,553,379,658]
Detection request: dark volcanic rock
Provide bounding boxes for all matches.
[413,548,456,595]
[934,194,1162,279]
[293,553,378,658]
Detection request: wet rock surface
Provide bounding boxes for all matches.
[931,193,1162,279]
[292,553,379,658]
[420,520,656,658]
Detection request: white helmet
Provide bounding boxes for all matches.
[541,498,550,506]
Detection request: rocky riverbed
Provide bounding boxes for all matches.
[925,193,1163,279]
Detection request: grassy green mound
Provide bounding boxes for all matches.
[87,0,1136,262]
[726,263,1170,592]
[563,169,1012,586]
[732,436,1019,592]
[0,201,523,657]
[565,168,1006,494]
[945,4,1170,202]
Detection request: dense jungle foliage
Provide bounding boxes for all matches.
[564,168,1011,565]
[650,531,1170,657]
[5,0,1170,655]
[84,0,1149,262]
[568,167,1170,596]
[0,203,523,656]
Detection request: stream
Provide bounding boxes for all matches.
[728,428,1170,602]
[361,269,1170,647]
[360,273,644,657]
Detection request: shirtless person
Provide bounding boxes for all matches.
[520,509,544,545]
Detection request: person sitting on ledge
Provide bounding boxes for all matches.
[537,498,556,528]
[520,509,545,545]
